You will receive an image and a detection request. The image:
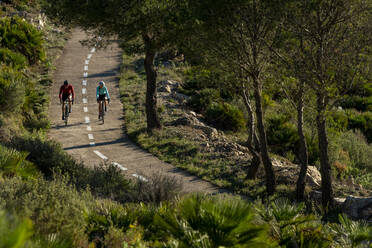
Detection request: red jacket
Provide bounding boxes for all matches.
[59,85,75,99]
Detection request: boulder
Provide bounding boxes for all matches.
[342,196,372,222]
[159,85,172,93]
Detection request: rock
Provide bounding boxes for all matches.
[342,196,372,221]
[195,126,219,139]
[159,85,172,93]
[171,92,189,103]
[306,166,321,187]
[189,111,197,117]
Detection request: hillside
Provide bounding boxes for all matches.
[0,0,371,247]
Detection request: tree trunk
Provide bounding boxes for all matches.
[242,88,261,179]
[143,35,161,132]
[253,77,276,195]
[295,83,309,201]
[316,92,334,208]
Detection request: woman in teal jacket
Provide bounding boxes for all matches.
[96,81,110,119]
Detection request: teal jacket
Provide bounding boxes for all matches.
[96,86,110,99]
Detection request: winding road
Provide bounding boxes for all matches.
[48,30,222,194]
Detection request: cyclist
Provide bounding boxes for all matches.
[96,81,110,119]
[59,80,75,120]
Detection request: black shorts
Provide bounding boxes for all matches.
[98,94,106,101]
[62,93,71,102]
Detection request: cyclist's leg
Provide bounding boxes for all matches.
[98,100,101,118]
[104,97,107,111]
[68,95,72,113]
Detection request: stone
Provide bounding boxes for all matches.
[342,196,372,221]
[189,111,197,117]
[159,85,172,93]
[306,166,321,187]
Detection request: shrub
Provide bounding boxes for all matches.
[187,88,220,112]
[329,130,372,174]
[205,102,245,131]
[0,176,93,241]
[0,48,27,69]
[0,65,26,114]
[338,95,372,111]
[0,210,35,248]
[130,172,182,204]
[0,144,39,179]
[8,134,86,179]
[266,114,299,158]
[155,195,270,247]
[346,110,372,143]
[0,16,45,65]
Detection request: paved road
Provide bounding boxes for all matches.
[48,30,222,194]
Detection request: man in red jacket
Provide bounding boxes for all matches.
[59,80,75,120]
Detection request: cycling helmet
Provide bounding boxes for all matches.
[64,80,69,86]
[99,81,105,86]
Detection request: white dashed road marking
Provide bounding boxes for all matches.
[91,48,96,53]
[82,80,87,86]
[87,125,92,131]
[112,162,128,171]
[84,107,88,113]
[84,72,88,78]
[82,88,86,94]
[132,174,148,182]
[84,66,88,71]
[85,60,89,65]
[83,98,88,104]
[94,150,108,160]
[88,134,94,140]
[87,54,92,59]
[85,116,90,123]
[90,142,95,146]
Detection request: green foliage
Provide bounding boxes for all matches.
[329,130,372,181]
[0,48,27,70]
[331,214,372,248]
[155,195,270,248]
[255,198,333,247]
[0,16,45,65]
[187,88,220,112]
[266,114,299,158]
[346,110,372,143]
[0,210,33,248]
[8,133,86,179]
[0,145,39,179]
[0,65,26,114]
[338,95,372,111]
[0,176,93,241]
[205,102,245,131]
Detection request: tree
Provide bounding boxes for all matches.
[42,0,184,132]
[286,0,372,207]
[181,0,290,194]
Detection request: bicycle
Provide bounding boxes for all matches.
[98,98,106,124]
[63,99,70,126]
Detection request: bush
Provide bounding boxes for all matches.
[0,65,26,114]
[0,48,27,69]
[266,114,299,158]
[329,130,372,174]
[0,176,93,241]
[346,110,372,143]
[205,102,245,131]
[0,16,45,65]
[8,134,86,179]
[338,95,372,111]
[187,88,220,112]
[155,195,270,247]
[0,144,39,179]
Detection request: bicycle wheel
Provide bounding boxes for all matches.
[64,103,69,126]
[100,101,105,124]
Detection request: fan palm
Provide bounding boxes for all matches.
[155,194,271,248]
